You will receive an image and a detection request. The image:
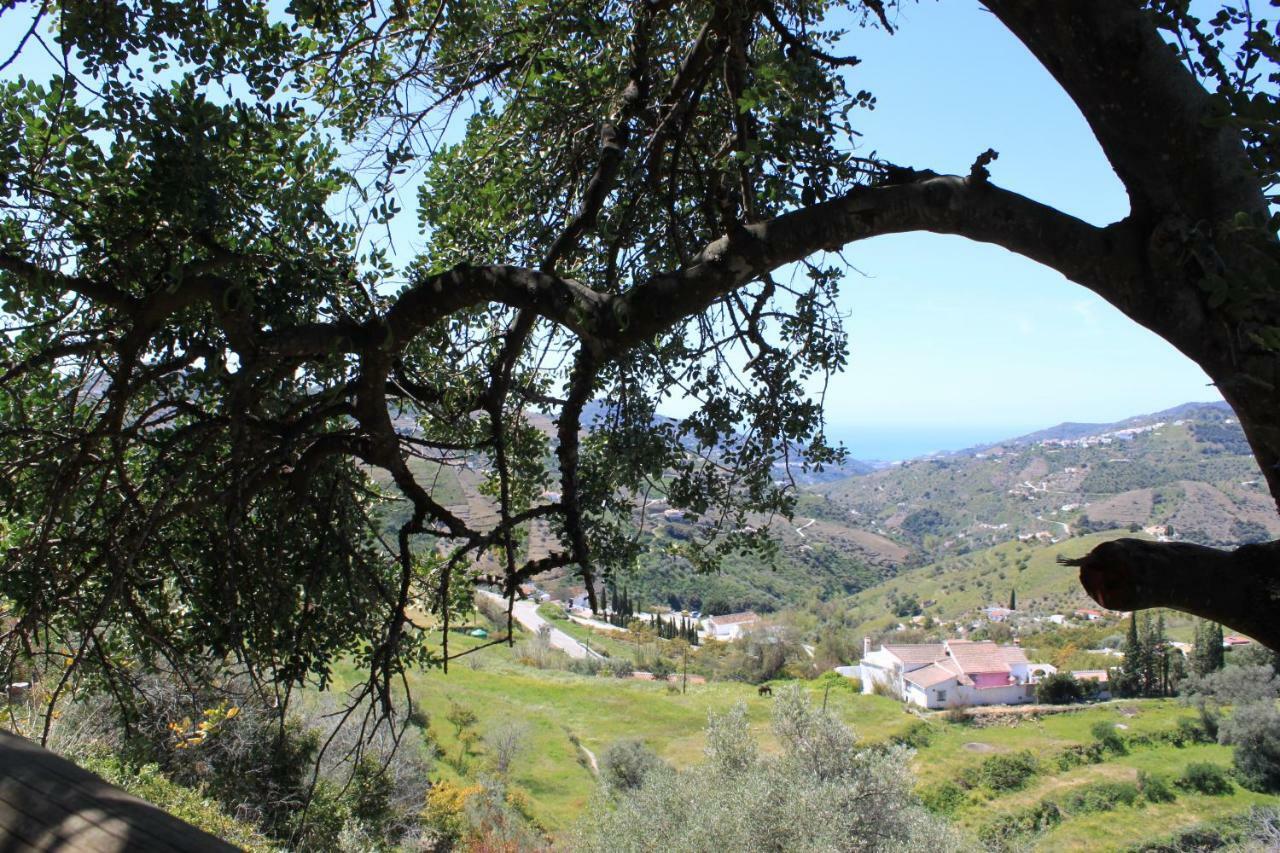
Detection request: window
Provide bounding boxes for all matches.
[936,690,947,703]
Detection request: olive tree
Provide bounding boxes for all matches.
[3,0,1280,729]
[569,686,963,851]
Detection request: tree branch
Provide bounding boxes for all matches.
[1061,538,1280,651]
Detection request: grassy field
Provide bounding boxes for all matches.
[909,699,1280,849]
[329,633,911,830]
[322,630,1280,845]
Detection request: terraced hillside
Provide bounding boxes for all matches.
[814,402,1278,563]
[373,401,1276,615]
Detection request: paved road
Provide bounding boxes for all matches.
[479,592,601,660]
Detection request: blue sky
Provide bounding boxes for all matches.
[808,1,1219,457]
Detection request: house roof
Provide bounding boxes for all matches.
[881,643,947,666]
[1224,635,1253,645]
[904,662,960,689]
[1071,669,1110,682]
[946,640,1012,675]
[1000,646,1030,667]
[709,611,759,626]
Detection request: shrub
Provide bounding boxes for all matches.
[422,779,483,845]
[567,656,604,676]
[892,720,934,750]
[977,751,1039,792]
[1178,762,1233,795]
[1137,770,1176,804]
[813,670,859,695]
[1091,721,1127,754]
[1165,716,1200,746]
[1199,703,1221,741]
[1057,780,1139,814]
[598,658,633,678]
[978,801,1063,850]
[81,754,276,850]
[943,705,971,725]
[1217,700,1280,792]
[407,705,431,730]
[566,688,962,851]
[870,678,902,700]
[1035,672,1086,704]
[919,780,967,816]
[601,739,668,792]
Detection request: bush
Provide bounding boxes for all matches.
[978,801,1062,850]
[975,751,1039,792]
[1035,672,1087,704]
[1137,770,1176,804]
[919,780,967,816]
[566,686,962,851]
[1056,743,1105,771]
[1171,716,1206,746]
[870,678,902,700]
[892,720,935,750]
[422,779,483,845]
[80,754,276,850]
[813,670,859,695]
[1091,721,1127,754]
[1057,780,1138,814]
[1178,762,1233,795]
[1217,700,1280,791]
[600,739,668,792]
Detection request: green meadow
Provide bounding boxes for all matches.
[324,630,1279,845]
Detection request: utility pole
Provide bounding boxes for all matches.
[682,646,688,695]
[822,682,831,712]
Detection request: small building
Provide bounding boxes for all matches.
[982,606,1014,622]
[1070,670,1112,700]
[856,638,1040,709]
[1027,663,1058,680]
[1074,608,1104,621]
[705,611,759,640]
[1224,634,1253,647]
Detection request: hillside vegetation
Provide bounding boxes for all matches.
[317,634,1278,849]
[815,403,1277,564]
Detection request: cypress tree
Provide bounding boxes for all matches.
[1155,612,1168,696]
[1119,613,1144,697]
[1210,622,1225,672]
[1140,614,1160,696]
[1009,588,1016,611]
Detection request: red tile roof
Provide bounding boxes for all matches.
[882,644,947,666]
[946,640,1013,675]
[904,662,961,689]
[1000,646,1030,667]
[1071,670,1110,682]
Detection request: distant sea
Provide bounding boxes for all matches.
[828,424,1037,464]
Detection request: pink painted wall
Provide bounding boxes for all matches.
[972,672,1011,689]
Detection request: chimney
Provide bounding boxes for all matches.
[863,636,871,658]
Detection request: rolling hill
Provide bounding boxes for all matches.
[378,400,1276,616]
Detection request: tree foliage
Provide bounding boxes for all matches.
[569,686,963,852]
[4,0,1280,727]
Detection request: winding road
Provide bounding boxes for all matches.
[477,591,602,660]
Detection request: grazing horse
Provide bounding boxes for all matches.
[758,685,772,697]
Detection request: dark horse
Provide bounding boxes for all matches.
[757,685,772,697]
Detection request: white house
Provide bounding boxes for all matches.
[705,611,759,640]
[855,638,1040,709]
